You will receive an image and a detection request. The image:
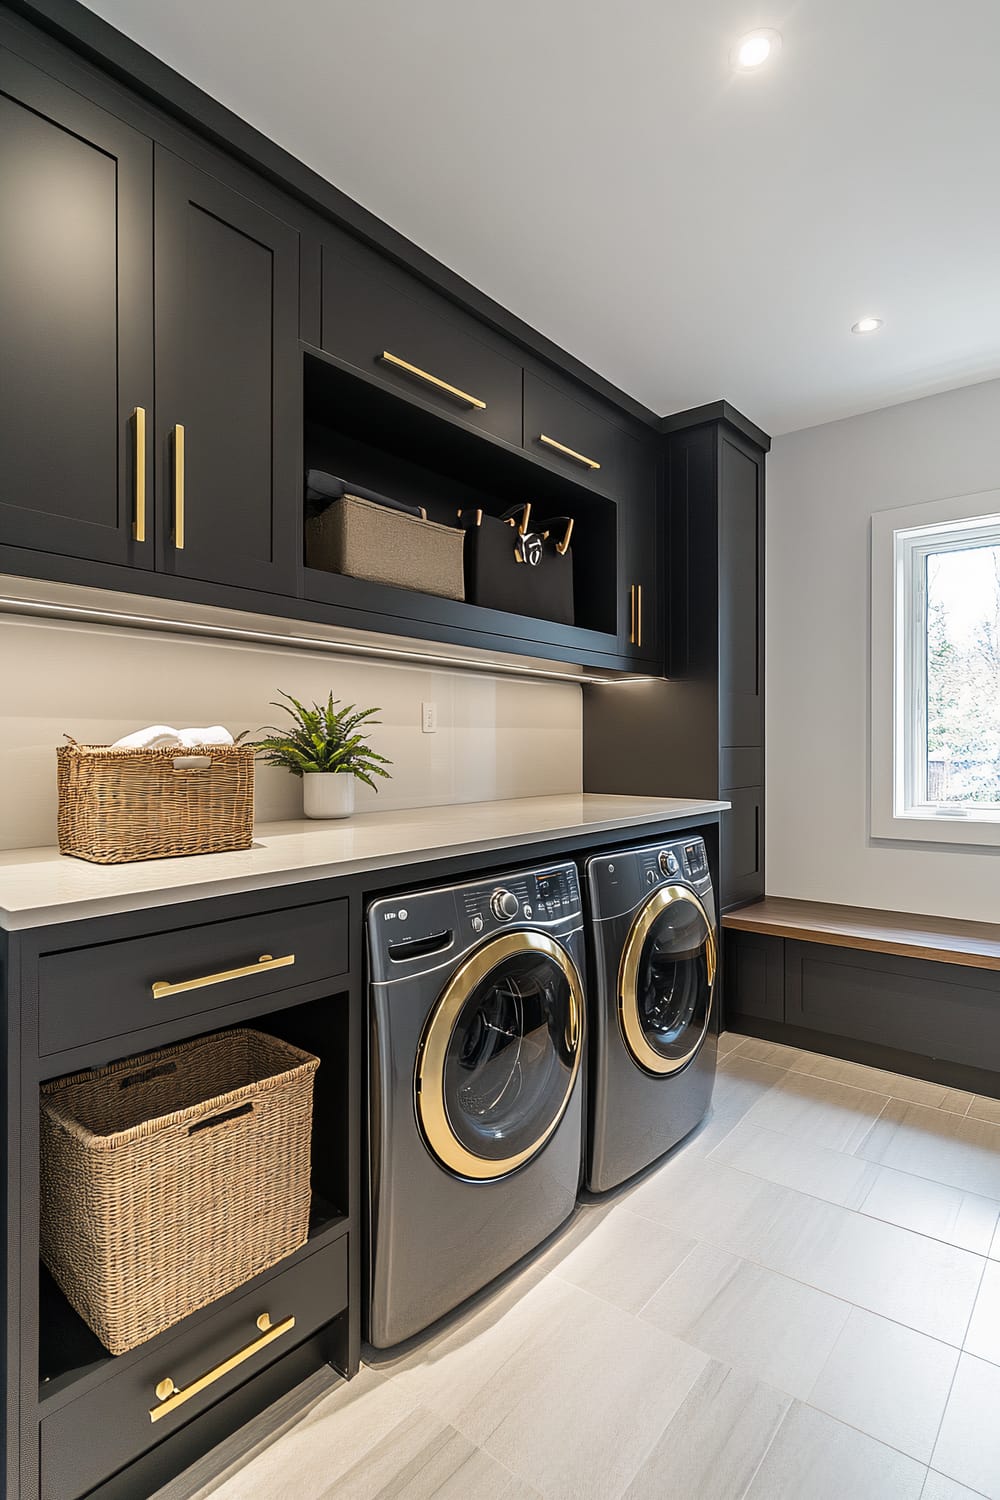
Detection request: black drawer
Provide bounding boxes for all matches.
[38,898,349,1056]
[320,230,522,446]
[40,1234,348,1500]
[523,369,641,498]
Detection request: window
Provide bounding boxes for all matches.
[872,491,1000,846]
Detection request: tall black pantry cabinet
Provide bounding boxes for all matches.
[583,407,768,912]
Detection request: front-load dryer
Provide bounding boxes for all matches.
[585,835,717,1192]
[366,862,586,1347]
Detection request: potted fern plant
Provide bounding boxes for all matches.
[253,691,392,819]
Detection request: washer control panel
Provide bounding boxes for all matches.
[588,836,713,921]
[460,862,581,936]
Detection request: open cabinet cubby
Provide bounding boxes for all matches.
[302,347,620,645]
[37,991,351,1408]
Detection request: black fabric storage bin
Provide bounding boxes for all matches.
[461,507,574,625]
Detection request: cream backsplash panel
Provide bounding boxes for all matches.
[0,616,583,850]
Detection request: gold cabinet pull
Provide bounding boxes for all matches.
[172,423,185,549]
[149,1313,295,1423]
[629,583,643,648]
[132,406,146,543]
[555,517,574,556]
[378,351,486,410]
[538,433,601,471]
[151,952,295,1000]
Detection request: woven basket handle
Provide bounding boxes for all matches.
[171,755,213,771]
[188,1100,254,1136]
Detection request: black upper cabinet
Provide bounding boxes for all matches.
[617,440,661,665]
[319,228,523,447]
[523,370,638,497]
[0,47,153,568]
[154,148,300,595]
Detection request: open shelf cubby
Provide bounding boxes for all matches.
[38,991,351,1407]
[302,346,620,642]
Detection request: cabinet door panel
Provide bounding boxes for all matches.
[320,231,522,446]
[618,440,661,665]
[523,369,637,497]
[154,148,299,594]
[0,47,152,565]
[720,783,763,909]
[719,431,764,747]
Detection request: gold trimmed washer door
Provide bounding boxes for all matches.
[618,885,716,1076]
[415,931,584,1181]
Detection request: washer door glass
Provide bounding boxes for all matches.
[417,932,583,1180]
[619,887,716,1076]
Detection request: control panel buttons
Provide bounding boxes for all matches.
[490,888,520,921]
[659,850,680,877]
[523,903,533,918]
[470,914,484,933]
[646,869,656,886]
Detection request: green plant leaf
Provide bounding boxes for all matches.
[249,690,394,783]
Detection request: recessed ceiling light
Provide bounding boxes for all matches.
[733,29,782,70]
[851,317,884,334]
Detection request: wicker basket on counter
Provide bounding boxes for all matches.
[56,738,255,864]
[40,1028,320,1355]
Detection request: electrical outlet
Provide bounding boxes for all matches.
[421,701,437,734]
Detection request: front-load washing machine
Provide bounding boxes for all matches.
[366,862,586,1347]
[585,835,717,1192]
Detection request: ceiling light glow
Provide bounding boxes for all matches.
[733,29,781,70]
[851,317,884,334]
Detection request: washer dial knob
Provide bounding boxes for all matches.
[659,850,680,877]
[490,888,520,921]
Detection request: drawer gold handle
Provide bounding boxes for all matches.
[149,1313,295,1423]
[173,423,185,550]
[132,406,146,543]
[538,433,601,471]
[151,952,295,1000]
[379,351,486,410]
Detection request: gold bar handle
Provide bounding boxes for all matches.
[379,351,486,410]
[538,433,601,471]
[132,406,146,543]
[555,517,574,556]
[628,583,643,647]
[173,423,185,549]
[151,952,295,1000]
[150,1313,295,1423]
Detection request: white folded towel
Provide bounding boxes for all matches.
[177,726,235,748]
[111,725,235,750]
[112,725,183,749]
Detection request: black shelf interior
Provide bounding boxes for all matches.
[303,348,619,638]
[38,992,352,1405]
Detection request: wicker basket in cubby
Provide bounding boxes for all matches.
[40,1028,319,1354]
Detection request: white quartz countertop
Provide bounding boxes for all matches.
[0,794,728,930]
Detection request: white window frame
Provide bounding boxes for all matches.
[871,488,1000,847]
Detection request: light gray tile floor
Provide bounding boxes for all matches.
[157,1034,1000,1500]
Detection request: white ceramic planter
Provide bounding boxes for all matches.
[302,773,355,820]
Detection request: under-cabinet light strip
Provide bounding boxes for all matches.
[0,595,656,686]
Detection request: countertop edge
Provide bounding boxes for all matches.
[0,799,729,931]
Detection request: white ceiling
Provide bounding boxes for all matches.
[83,0,1000,435]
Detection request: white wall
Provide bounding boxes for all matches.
[767,376,1000,922]
[0,615,582,850]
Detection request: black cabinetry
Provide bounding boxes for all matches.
[582,407,768,908]
[0,46,153,568]
[154,149,300,595]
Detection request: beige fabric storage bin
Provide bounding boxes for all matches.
[40,1028,319,1354]
[305,493,465,601]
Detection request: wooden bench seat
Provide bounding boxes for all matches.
[722,897,1000,1095]
[722,896,1000,972]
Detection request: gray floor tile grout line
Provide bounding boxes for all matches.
[924,1249,990,1489]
